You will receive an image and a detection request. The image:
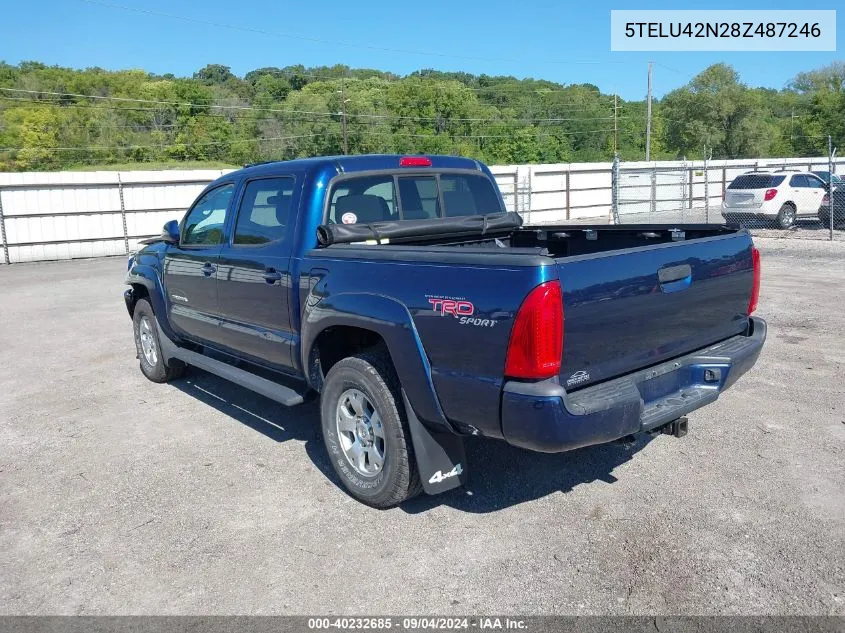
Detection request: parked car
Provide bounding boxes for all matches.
[722,170,827,228]
[811,170,842,187]
[124,154,766,508]
[818,184,845,228]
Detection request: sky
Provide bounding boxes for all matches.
[3,0,842,100]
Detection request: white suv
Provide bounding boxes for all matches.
[722,170,827,229]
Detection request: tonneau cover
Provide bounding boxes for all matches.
[316,212,523,246]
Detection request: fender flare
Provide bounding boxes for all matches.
[126,264,179,342]
[301,292,455,435]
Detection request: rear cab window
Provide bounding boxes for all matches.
[728,175,786,189]
[326,171,503,224]
[233,177,296,245]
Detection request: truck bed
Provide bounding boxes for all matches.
[317,223,754,393]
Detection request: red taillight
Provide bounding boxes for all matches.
[504,281,563,380]
[748,247,761,315]
[399,156,432,167]
[764,188,778,201]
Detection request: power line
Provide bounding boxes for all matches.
[1,95,612,121]
[0,126,619,154]
[0,89,622,124]
[0,133,328,153]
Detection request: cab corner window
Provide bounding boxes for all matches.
[234,177,296,245]
[181,184,235,246]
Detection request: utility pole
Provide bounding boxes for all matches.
[339,78,349,155]
[829,135,837,241]
[645,62,653,161]
[790,108,797,143]
[613,94,618,155]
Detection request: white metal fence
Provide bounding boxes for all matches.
[613,157,844,228]
[0,169,230,263]
[0,156,842,264]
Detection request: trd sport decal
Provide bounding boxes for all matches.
[426,295,498,328]
[427,297,474,316]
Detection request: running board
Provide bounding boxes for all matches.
[157,324,305,407]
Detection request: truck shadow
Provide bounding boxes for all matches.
[175,368,655,514]
[399,435,654,514]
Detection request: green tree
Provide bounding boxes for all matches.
[660,64,770,159]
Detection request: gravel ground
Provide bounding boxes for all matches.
[0,238,843,615]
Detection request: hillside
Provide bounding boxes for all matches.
[0,60,842,171]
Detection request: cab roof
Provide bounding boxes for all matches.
[234,154,483,180]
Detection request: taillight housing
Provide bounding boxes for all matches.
[748,247,761,315]
[399,156,432,167]
[504,281,563,380]
[764,188,778,201]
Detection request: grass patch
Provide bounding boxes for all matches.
[64,160,239,172]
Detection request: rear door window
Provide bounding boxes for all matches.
[790,175,808,187]
[233,177,295,245]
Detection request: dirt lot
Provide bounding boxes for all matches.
[1,238,843,615]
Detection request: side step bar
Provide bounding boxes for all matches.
[157,324,305,407]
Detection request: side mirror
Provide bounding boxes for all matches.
[162,220,180,245]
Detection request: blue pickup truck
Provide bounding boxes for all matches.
[124,154,766,507]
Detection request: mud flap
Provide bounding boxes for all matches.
[402,390,468,495]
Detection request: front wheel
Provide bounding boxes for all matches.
[320,352,422,508]
[132,298,185,383]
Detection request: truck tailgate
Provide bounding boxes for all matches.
[558,233,754,390]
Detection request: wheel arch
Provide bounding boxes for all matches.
[126,263,177,340]
[302,293,454,434]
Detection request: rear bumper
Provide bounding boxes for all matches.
[500,317,767,453]
[722,209,776,219]
[818,207,845,226]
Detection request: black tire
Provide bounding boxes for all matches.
[132,298,186,383]
[320,352,422,508]
[776,203,796,229]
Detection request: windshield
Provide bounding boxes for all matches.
[327,172,503,224]
[728,174,786,189]
[812,171,841,184]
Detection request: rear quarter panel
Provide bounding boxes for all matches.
[300,249,555,438]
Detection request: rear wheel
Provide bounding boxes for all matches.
[320,352,422,508]
[776,204,796,229]
[132,298,185,383]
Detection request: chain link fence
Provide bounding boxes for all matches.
[2,156,843,264]
[613,154,845,240]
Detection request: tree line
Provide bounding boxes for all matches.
[0,60,842,171]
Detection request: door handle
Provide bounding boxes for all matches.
[263,268,282,284]
[658,264,692,293]
[201,263,216,277]
[658,264,691,283]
